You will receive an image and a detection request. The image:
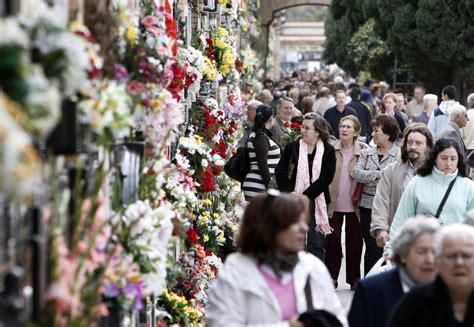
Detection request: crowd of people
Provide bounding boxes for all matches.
[208,70,474,326]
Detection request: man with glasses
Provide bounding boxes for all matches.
[387,224,474,326]
[270,96,294,147]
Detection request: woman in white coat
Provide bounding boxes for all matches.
[207,191,347,326]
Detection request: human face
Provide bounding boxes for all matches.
[246,106,257,121]
[435,147,458,174]
[277,100,293,122]
[406,132,428,164]
[437,237,474,290]
[339,119,357,143]
[396,94,405,111]
[336,92,346,108]
[384,97,396,112]
[276,212,309,253]
[300,119,319,144]
[371,125,390,146]
[455,111,469,129]
[414,87,425,102]
[401,234,437,284]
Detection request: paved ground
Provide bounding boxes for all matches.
[334,220,362,313]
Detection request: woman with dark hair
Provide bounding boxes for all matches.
[275,113,336,261]
[384,138,474,256]
[207,191,347,326]
[242,104,281,200]
[352,115,400,275]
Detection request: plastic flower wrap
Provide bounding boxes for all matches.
[119,199,174,296]
[77,80,133,141]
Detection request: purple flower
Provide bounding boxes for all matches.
[102,281,121,298]
[115,64,129,80]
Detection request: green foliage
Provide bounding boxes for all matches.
[324,0,474,95]
[348,18,392,81]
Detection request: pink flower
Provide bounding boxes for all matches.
[141,15,157,29]
[92,303,109,317]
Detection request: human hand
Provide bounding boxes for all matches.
[289,315,305,327]
[376,230,389,248]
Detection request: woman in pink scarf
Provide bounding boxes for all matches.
[275,113,336,261]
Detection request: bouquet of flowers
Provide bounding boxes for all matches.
[280,121,302,149]
[176,44,204,100]
[118,199,175,296]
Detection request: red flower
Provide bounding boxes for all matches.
[199,166,214,193]
[167,63,186,100]
[291,122,301,130]
[197,37,202,44]
[206,38,213,46]
[186,227,199,243]
[284,121,291,128]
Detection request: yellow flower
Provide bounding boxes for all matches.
[212,38,227,49]
[203,234,209,242]
[213,213,220,220]
[106,273,118,283]
[193,134,203,144]
[202,199,212,206]
[126,25,136,45]
[217,27,228,37]
[126,272,141,283]
[149,99,162,112]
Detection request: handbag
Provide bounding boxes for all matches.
[224,146,250,183]
[352,151,368,202]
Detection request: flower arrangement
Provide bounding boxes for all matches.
[157,288,203,325]
[176,44,205,100]
[198,27,236,78]
[77,80,133,142]
[193,199,226,252]
[118,199,175,296]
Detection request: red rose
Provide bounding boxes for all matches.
[186,227,199,243]
[284,121,291,128]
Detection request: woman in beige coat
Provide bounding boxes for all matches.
[325,115,368,289]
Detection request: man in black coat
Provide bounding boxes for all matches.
[324,90,358,139]
[348,88,372,141]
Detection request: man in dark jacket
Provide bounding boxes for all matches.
[348,88,372,141]
[324,90,358,139]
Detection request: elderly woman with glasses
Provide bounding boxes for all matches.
[349,216,440,327]
[388,223,474,327]
[207,191,347,326]
[275,113,336,261]
[325,115,369,290]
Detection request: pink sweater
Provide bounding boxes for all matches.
[258,266,298,321]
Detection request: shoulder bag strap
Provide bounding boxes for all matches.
[304,274,314,311]
[435,177,457,218]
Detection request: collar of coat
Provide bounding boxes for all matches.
[332,140,366,155]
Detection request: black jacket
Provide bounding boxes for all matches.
[387,275,474,327]
[275,139,336,202]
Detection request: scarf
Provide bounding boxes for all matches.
[398,266,417,292]
[294,138,332,235]
[257,251,299,279]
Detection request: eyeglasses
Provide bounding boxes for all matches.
[301,126,315,131]
[442,252,474,263]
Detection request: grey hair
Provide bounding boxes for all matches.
[434,223,474,257]
[391,216,441,266]
[449,104,466,121]
[423,94,438,106]
[467,93,474,109]
[247,100,263,111]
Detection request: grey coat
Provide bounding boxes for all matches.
[351,143,400,209]
[438,121,466,159]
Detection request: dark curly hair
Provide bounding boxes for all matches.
[371,115,400,143]
[237,192,309,257]
[417,138,467,177]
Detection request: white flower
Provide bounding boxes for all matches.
[201,159,209,167]
[142,271,166,296]
[0,18,29,47]
[212,154,225,166]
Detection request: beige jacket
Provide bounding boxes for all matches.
[328,140,368,219]
[370,160,410,237]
